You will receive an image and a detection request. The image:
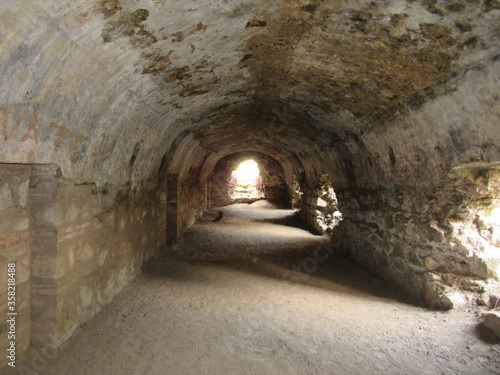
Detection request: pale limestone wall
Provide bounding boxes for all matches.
[53,181,162,344]
[1,164,164,370]
[0,164,32,368]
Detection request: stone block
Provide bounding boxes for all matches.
[0,183,14,210]
[428,290,469,310]
[427,223,446,243]
[470,255,499,280]
[0,209,30,234]
[442,292,469,309]
[407,250,423,267]
[18,180,29,208]
[483,311,500,339]
[392,241,404,258]
[385,214,394,229]
[425,256,440,271]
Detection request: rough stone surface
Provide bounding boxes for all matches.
[484,311,500,339]
[425,257,440,271]
[0,0,498,186]
[0,163,165,369]
[8,201,500,375]
[0,164,32,368]
[336,161,500,308]
[51,177,164,346]
[0,0,499,368]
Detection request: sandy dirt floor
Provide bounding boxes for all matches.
[24,201,500,374]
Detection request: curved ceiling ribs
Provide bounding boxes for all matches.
[1,0,499,189]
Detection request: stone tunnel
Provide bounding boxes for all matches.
[1,0,500,373]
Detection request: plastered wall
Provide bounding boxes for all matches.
[1,164,166,368]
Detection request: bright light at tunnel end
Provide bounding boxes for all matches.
[234,160,260,180]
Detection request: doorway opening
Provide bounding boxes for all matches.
[229,160,265,203]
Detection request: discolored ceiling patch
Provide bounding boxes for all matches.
[94,0,498,129]
[0,0,498,186]
[99,0,122,18]
[239,0,491,120]
[101,7,157,46]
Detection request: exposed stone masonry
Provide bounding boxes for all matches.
[0,163,165,368]
[0,0,499,368]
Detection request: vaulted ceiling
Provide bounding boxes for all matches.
[0,0,498,185]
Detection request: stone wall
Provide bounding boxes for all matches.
[299,174,343,236]
[0,164,32,368]
[336,163,500,310]
[331,63,500,308]
[177,171,206,239]
[1,164,165,369]
[336,186,438,304]
[52,177,163,345]
[442,164,500,281]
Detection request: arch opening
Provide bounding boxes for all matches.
[229,159,265,203]
[208,151,291,208]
